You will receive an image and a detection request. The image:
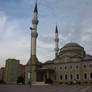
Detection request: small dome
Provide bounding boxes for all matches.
[63,42,81,48]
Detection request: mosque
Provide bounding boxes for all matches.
[25,2,92,84]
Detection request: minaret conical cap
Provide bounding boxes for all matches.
[55,25,58,33]
[34,1,38,13]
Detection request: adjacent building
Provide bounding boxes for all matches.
[0,67,5,81]
[5,59,20,84]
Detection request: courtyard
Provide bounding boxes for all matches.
[0,85,92,92]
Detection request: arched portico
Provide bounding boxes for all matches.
[36,68,54,82]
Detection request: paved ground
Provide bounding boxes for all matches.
[0,85,92,92]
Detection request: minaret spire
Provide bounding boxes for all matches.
[55,25,59,58]
[34,1,38,13]
[56,25,58,33]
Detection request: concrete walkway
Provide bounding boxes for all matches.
[0,84,92,92]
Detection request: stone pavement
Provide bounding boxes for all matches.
[0,85,92,92]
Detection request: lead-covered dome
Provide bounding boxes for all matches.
[63,43,81,48]
[59,42,85,58]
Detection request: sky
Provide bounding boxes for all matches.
[0,0,92,68]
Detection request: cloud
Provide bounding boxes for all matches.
[0,12,31,68]
[0,12,7,32]
[0,0,92,68]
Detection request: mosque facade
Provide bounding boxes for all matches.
[25,2,92,85]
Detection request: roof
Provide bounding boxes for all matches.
[63,42,81,48]
[36,68,54,71]
[60,52,79,58]
[44,60,54,64]
[83,55,92,61]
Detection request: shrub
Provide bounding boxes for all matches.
[45,78,53,84]
[0,80,6,84]
[17,76,24,84]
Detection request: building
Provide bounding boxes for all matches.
[19,64,25,78]
[0,67,5,81]
[25,2,92,85]
[5,59,20,84]
[42,43,92,84]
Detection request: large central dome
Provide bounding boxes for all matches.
[63,42,81,48]
[59,42,85,58]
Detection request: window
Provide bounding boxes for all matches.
[65,74,68,80]
[89,64,92,68]
[83,64,86,68]
[70,66,72,70]
[90,73,92,79]
[55,75,57,80]
[70,74,73,80]
[54,66,57,70]
[76,65,79,69]
[84,73,87,79]
[60,66,62,70]
[65,66,67,70]
[76,74,79,80]
[60,75,62,80]
[64,58,67,62]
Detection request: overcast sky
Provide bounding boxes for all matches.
[0,0,92,68]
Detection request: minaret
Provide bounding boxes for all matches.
[55,25,59,58]
[30,1,39,64]
[31,1,38,56]
[29,1,39,83]
[25,1,39,85]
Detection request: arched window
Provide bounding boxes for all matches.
[76,74,79,80]
[65,74,68,80]
[55,75,57,80]
[84,73,87,79]
[90,73,92,79]
[76,65,79,69]
[60,66,62,70]
[60,75,62,80]
[64,66,67,70]
[70,66,72,70]
[89,64,92,68]
[70,74,73,80]
[83,64,86,68]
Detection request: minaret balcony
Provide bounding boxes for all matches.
[55,38,59,42]
[31,32,38,38]
[32,19,39,24]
